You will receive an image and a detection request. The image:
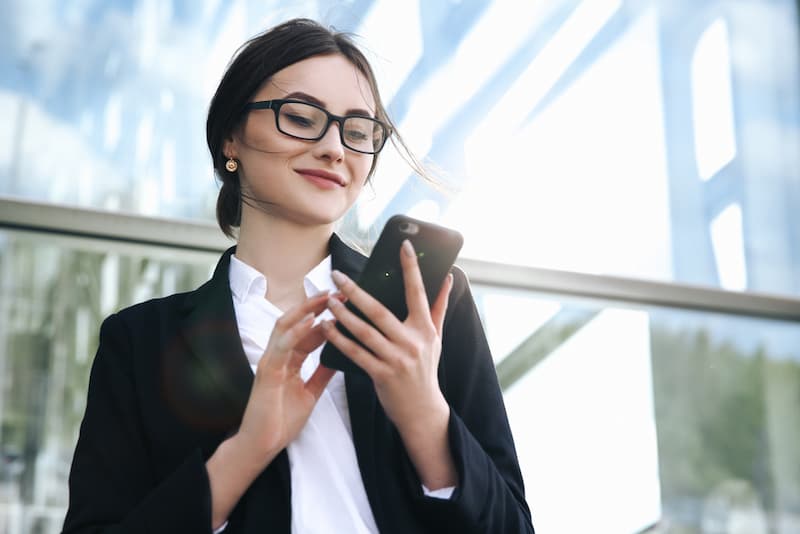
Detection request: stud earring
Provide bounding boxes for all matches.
[225,158,238,172]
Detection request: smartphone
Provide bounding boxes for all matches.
[320,215,464,374]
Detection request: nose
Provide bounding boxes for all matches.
[312,120,345,161]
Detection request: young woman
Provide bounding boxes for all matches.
[63,18,534,534]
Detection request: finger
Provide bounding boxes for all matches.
[399,239,429,319]
[320,319,388,377]
[266,312,316,367]
[295,322,328,354]
[430,272,454,336]
[286,325,328,373]
[266,292,330,364]
[326,297,398,361]
[330,270,404,341]
[305,364,336,400]
[272,292,331,335]
[287,349,308,374]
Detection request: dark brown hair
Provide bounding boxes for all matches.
[206,18,394,238]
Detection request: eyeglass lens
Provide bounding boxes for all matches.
[277,101,385,153]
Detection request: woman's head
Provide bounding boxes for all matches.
[207,18,392,237]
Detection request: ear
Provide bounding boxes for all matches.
[222,136,238,159]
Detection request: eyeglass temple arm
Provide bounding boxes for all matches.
[243,101,276,110]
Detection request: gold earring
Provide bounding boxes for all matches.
[225,158,238,172]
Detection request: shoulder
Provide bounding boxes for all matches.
[101,280,213,341]
[90,284,213,384]
[449,264,471,298]
[441,264,488,353]
[114,288,196,324]
[438,264,499,400]
[444,264,479,321]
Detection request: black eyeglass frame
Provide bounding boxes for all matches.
[243,99,391,155]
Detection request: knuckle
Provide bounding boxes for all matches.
[402,335,426,357]
[275,314,291,330]
[356,344,373,361]
[372,367,388,384]
[370,306,391,325]
[397,355,415,375]
[352,322,374,342]
[343,312,364,331]
[366,328,385,348]
[273,337,289,353]
[422,323,437,340]
[336,332,357,351]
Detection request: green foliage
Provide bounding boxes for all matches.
[651,324,800,531]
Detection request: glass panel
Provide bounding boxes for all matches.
[3,0,799,294]
[473,284,800,534]
[2,225,798,533]
[0,229,216,534]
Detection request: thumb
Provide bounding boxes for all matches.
[305,364,336,400]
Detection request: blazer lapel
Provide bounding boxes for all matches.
[177,246,253,433]
[177,246,294,531]
[330,234,391,529]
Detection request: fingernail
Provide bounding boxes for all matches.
[402,239,414,257]
[302,312,315,323]
[327,296,342,308]
[331,270,348,286]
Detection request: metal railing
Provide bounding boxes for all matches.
[2,195,799,323]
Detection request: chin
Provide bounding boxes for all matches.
[295,207,349,227]
[309,199,353,223]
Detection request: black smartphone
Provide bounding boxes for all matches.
[320,215,464,374]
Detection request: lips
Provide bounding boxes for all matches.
[295,168,346,186]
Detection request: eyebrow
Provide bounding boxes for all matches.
[283,91,375,118]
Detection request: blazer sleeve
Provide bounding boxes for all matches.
[62,313,215,534]
[406,268,535,533]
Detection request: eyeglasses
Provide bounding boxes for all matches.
[243,99,391,155]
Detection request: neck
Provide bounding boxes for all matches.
[235,208,334,300]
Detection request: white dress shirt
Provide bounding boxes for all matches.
[230,254,378,534]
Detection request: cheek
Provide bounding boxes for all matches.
[353,156,375,184]
[240,116,293,153]
[241,127,275,152]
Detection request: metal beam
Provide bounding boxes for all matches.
[0,196,233,253]
[460,258,800,323]
[2,195,799,322]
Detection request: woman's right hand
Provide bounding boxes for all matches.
[206,292,335,529]
[235,291,336,462]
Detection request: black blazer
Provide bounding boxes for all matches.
[63,235,534,533]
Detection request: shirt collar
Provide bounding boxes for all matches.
[305,255,336,295]
[229,253,336,304]
[229,255,266,303]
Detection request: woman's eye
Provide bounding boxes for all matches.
[285,113,315,128]
[344,129,369,142]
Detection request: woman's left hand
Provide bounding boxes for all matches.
[321,239,457,489]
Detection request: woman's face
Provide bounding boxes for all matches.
[225,54,378,227]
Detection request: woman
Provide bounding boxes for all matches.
[63,18,534,534]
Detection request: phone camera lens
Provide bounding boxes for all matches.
[399,222,419,235]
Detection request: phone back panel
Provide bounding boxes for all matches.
[358,215,463,320]
[320,215,463,374]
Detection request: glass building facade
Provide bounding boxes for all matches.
[1,1,799,532]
